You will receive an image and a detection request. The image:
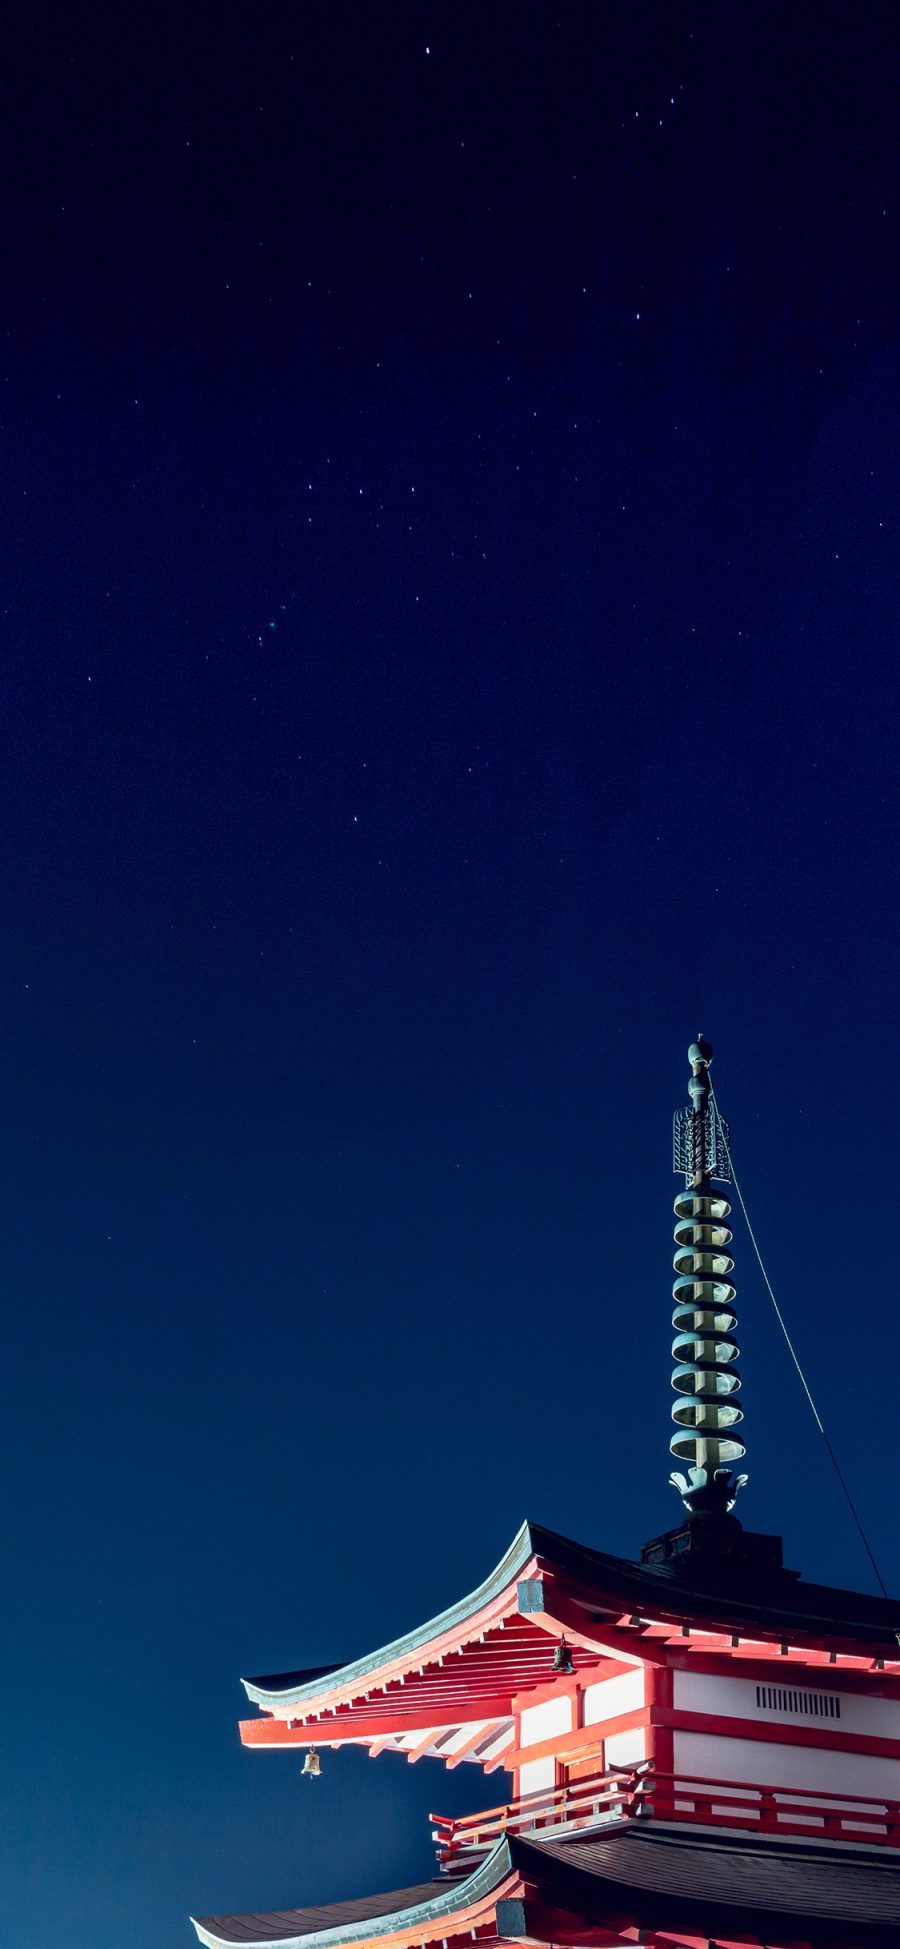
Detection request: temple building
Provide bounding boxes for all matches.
[192,1040,900,1949]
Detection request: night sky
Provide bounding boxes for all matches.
[3,4,900,1946]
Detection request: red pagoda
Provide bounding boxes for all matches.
[192,1040,900,1949]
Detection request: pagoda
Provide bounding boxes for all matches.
[192,1040,900,1949]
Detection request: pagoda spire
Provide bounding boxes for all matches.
[669,1037,747,1521]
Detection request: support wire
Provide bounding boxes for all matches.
[707,1074,891,1602]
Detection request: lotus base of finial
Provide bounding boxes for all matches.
[669,1465,749,1519]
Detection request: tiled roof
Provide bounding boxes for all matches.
[243,1518,900,1711]
[522,1823,900,1932]
[193,1881,444,1946]
[194,1820,900,1948]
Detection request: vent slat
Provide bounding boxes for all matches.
[755,1684,841,1719]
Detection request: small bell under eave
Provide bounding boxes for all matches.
[551,1632,575,1675]
[301,1747,321,1778]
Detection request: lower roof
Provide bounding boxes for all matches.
[193,1820,900,1949]
[193,1883,444,1947]
[193,1848,508,1949]
[526,1822,900,1932]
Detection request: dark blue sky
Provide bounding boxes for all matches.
[3,4,900,1946]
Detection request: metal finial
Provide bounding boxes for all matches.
[674,1037,729,1187]
[669,1038,747,1519]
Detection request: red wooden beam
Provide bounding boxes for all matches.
[510,1660,631,1714]
[654,1704,900,1762]
[484,1743,516,1773]
[446,1722,502,1768]
[240,1701,514,1747]
[597,1602,897,1670]
[517,1597,658,1667]
[405,1726,443,1764]
[502,1706,648,1771]
[664,1647,900,1694]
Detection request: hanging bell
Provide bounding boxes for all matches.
[551,1633,575,1675]
[301,1747,321,1778]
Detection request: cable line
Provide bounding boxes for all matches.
[707,1074,891,1602]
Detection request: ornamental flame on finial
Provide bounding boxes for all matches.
[672,1036,731,1185]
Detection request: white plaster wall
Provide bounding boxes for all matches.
[583,1670,645,1726]
[605,1728,646,1767]
[518,1756,556,1796]
[673,1729,900,1803]
[673,1669,900,1738]
[520,1694,572,1746]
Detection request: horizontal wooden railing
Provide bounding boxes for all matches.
[431,1767,649,1859]
[431,1764,900,1862]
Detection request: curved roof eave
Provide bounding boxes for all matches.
[241,1521,537,1709]
[192,1836,514,1949]
[241,1517,900,1714]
